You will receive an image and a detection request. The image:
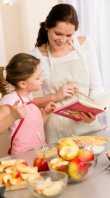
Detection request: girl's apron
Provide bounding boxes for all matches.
[44,37,101,144]
[8,94,45,155]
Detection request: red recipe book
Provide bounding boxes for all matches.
[54,92,110,121]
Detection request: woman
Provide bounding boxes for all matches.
[31,3,104,143]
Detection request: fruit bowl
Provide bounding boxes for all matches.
[27,170,68,198]
[48,156,97,183]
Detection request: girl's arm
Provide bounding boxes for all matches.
[33,84,78,108]
[0,101,26,133]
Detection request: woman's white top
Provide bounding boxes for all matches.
[32,36,104,96]
[31,36,104,143]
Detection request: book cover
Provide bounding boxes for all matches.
[54,92,110,121]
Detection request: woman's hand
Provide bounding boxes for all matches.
[80,112,96,123]
[54,84,79,102]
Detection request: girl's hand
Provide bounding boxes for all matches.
[80,112,96,123]
[43,102,56,114]
[54,84,79,102]
[11,100,27,119]
[42,102,56,123]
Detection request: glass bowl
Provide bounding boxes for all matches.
[48,156,97,183]
[82,143,107,156]
[34,143,58,158]
[27,170,68,198]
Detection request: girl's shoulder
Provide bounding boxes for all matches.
[0,91,19,106]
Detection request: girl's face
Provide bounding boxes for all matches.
[47,22,76,51]
[25,64,43,93]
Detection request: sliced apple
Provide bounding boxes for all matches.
[0,159,16,166]
[9,178,20,186]
[49,157,69,171]
[42,181,64,197]
[59,144,79,161]
[0,164,4,173]
[4,166,13,174]
[2,174,12,185]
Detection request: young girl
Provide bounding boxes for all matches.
[0,53,55,155]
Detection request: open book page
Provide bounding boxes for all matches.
[92,92,110,108]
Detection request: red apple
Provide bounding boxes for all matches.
[78,149,94,162]
[20,160,28,166]
[33,157,49,172]
[68,158,88,180]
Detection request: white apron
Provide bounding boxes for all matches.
[44,37,101,144]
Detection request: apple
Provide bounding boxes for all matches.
[58,138,75,150]
[59,144,79,161]
[4,166,13,174]
[78,149,94,162]
[33,157,49,172]
[9,178,19,186]
[12,167,21,178]
[2,174,12,185]
[49,157,69,171]
[20,160,28,166]
[68,158,88,180]
[0,159,16,166]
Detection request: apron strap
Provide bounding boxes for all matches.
[8,118,24,155]
[8,94,33,155]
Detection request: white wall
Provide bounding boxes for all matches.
[0,0,59,157]
[0,0,59,64]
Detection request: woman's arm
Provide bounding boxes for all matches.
[0,101,26,133]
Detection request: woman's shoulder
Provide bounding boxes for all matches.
[77,36,87,45]
[77,35,94,47]
[31,44,48,58]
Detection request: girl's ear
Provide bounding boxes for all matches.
[17,81,27,89]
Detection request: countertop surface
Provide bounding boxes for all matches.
[3,129,110,198]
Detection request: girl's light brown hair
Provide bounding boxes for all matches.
[0,53,40,95]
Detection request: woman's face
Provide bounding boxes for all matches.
[47,22,76,51]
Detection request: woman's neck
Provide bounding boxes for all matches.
[47,42,73,57]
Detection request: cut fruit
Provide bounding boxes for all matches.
[49,157,69,171]
[59,145,79,161]
[2,174,12,185]
[42,181,64,197]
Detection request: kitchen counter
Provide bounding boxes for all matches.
[4,130,110,198]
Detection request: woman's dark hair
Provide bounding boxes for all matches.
[36,3,79,47]
[0,53,40,94]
